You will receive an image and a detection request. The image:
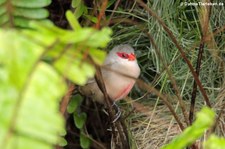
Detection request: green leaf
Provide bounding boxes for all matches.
[54,54,95,85]
[85,27,112,48]
[66,10,81,30]
[1,0,52,28]
[89,48,106,65]
[72,0,81,8]
[67,94,83,114]
[24,21,62,46]
[60,28,95,43]
[24,22,110,85]
[80,132,91,149]
[204,135,225,149]
[107,0,117,8]
[0,13,8,26]
[71,0,87,19]
[58,138,68,147]
[0,5,6,16]
[27,21,111,48]
[11,0,51,8]
[0,29,66,149]
[84,15,98,23]
[14,17,31,28]
[16,62,66,145]
[73,112,87,129]
[14,8,49,19]
[0,0,6,5]
[74,2,86,19]
[162,107,215,149]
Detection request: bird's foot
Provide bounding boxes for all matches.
[112,102,121,123]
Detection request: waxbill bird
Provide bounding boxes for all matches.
[80,44,140,104]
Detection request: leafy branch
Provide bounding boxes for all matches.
[0,10,112,149]
[0,0,51,27]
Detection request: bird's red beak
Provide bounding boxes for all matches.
[128,53,136,61]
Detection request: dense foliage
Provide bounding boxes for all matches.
[0,0,224,149]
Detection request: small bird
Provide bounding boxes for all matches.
[80,44,140,104]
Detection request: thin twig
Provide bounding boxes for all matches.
[92,0,120,146]
[5,1,14,27]
[189,43,205,124]
[189,0,211,124]
[88,55,120,144]
[93,1,130,148]
[95,0,108,28]
[106,0,122,26]
[60,83,75,115]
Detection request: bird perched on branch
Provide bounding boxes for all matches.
[80,44,140,104]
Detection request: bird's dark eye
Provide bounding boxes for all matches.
[121,53,129,58]
[116,52,129,59]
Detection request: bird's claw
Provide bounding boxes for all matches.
[112,102,121,123]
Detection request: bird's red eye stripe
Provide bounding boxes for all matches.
[116,52,136,61]
[116,52,129,59]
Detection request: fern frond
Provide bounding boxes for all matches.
[0,0,51,28]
